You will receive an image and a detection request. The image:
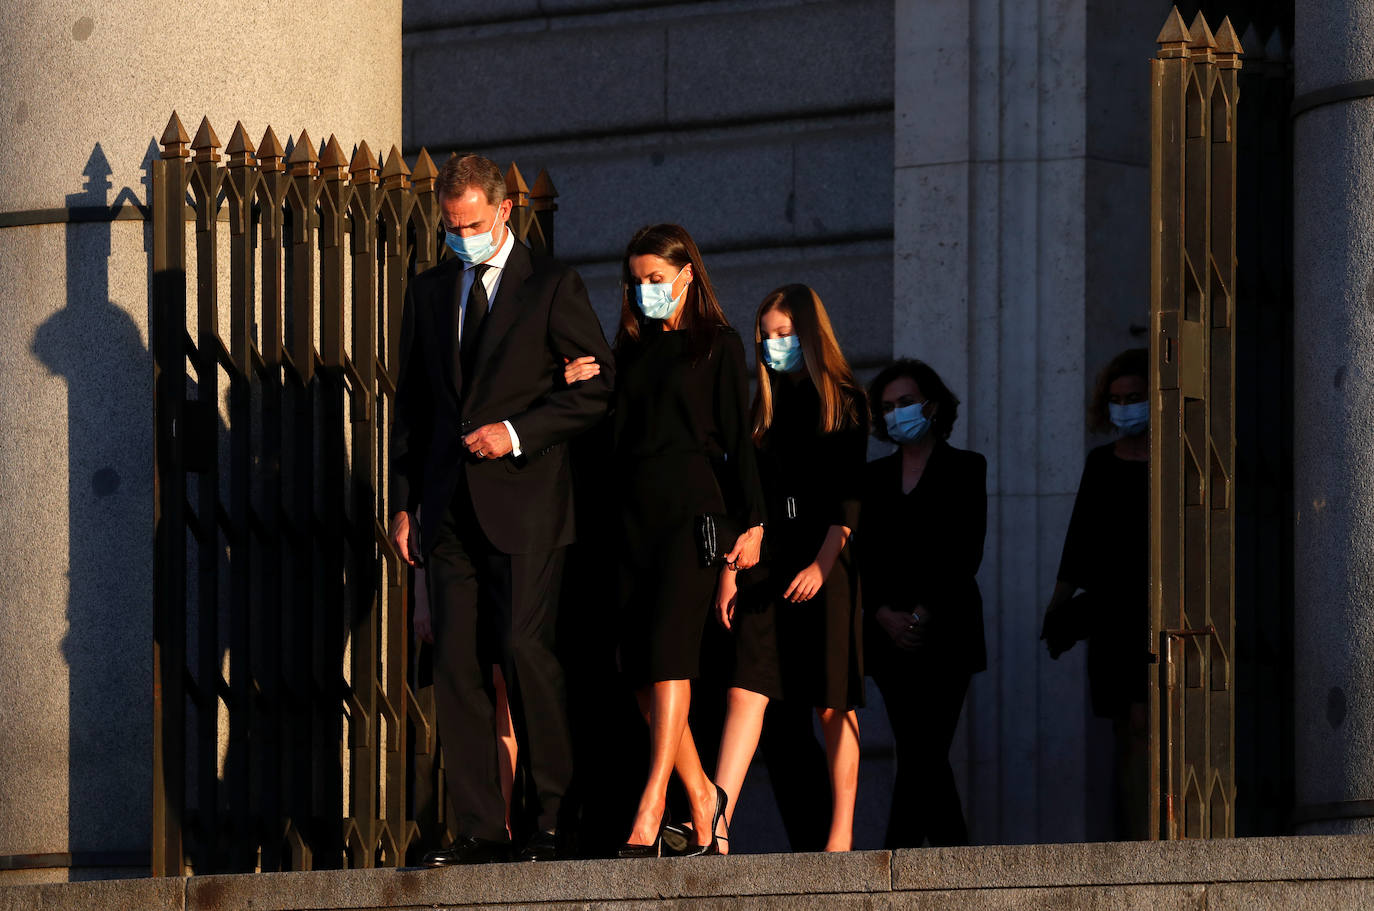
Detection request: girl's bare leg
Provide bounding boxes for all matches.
[818,707,860,852]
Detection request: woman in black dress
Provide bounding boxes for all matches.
[595,224,766,856]
[711,284,867,852]
[861,359,987,848]
[1040,347,1149,839]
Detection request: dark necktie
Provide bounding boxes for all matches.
[460,263,491,386]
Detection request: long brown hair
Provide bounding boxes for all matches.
[615,224,728,361]
[751,284,863,443]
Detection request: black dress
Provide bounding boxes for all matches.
[613,326,766,686]
[861,441,987,848]
[1056,442,1149,718]
[735,373,866,709]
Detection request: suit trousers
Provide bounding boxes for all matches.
[427,475,571,841]
[872,657,971,849]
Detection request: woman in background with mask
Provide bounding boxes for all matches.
[1040,347,1149,840]
[707,284,868,854]
[594,223,766,857]
[860,359,987,848]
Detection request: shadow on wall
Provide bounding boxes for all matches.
[30,143,154,879]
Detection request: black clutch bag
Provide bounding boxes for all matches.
[694,512,743,568]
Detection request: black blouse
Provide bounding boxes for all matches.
[756,372,866,534]
[612,325,766,527]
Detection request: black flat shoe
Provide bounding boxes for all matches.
[422,834,513,866]
[679,785,728,857]
[517,829,559,862]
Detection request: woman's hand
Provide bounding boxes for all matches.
[562,355,600,385]
[412,572,434,644]
[876,605,925,651]
[715,568,739,630]
[783,561,827,603]
[726,524,764,570]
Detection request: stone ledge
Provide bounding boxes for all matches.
[3,836,1372,910]
[891,834,1374,891]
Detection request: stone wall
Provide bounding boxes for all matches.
[0,0,402,882]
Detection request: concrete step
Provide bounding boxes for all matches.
[4,834,1373,910]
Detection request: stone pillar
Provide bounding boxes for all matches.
[0,1,400,882]
[893,0,1162,843]
[1291,0,1374,836]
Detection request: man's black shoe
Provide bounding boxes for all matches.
[517,829,559,862]
[422,835,513,866]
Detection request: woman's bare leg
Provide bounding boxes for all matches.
[710,687,769,853]
[818,707,860,852]
[628,680,717,847]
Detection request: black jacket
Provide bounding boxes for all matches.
[861,442,988,674]
[389,241,615,555]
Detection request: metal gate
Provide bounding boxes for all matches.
[1148,9,1240,839]
[151,112,556,873]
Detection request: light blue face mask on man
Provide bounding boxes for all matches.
[633,265,687,320]
[1109,400,1149,437]
[444,206,504,264]
[885,402,931,445]
[763,334,804,373]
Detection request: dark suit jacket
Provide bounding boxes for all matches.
[389,241,614,555]
[860,442,988,675]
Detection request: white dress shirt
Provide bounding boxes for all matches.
[457,220,523,457]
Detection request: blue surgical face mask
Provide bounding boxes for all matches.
[633,265,687,320]
[444,205,505,265]
[885,402,931,445]
[763,334,803,373]
[1109,400,1149,437]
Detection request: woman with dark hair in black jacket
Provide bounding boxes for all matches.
[861,358,987,848]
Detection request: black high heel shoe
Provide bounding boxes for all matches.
[679,785,728,857]
[618,813,666,858]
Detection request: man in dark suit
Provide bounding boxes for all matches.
[389,154,614,864]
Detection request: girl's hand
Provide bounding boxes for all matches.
[783,561,826,602]
[715,569,739,630]
[562,355,600,385]
[725,525,763,570]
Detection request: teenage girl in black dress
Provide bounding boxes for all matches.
[569,224,766,856]
[711,284,867,853]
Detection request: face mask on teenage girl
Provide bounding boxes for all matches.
[633,265,688,320]
[886,402,932,445]
[1109,401,1149,437]
[763,334,804,373]
[445,205,505,264]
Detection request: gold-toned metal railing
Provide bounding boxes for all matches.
[151,111,556,874]
[1148,9,1240,840]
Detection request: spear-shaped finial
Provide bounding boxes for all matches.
[191,116,221,163]
[1156,7,1190,59]
[380,145,411,191]
[349,141,381,184]
[160,111,191,159]
[288,129,320,177]
[258,125,286,173]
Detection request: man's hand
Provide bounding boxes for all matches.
[877,605,927,651]
[463,422,513,460]
[391,511,417,566]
